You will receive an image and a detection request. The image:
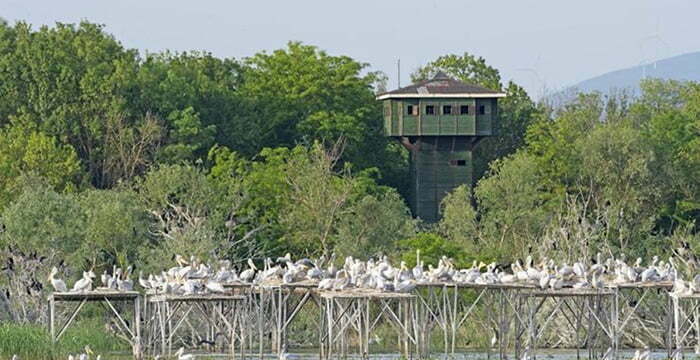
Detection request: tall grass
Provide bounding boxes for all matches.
[0,318,128,359]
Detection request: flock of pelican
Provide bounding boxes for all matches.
[48,265,134,293]
[46,251,695,296]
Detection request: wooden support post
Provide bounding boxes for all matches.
[49,294,55,342]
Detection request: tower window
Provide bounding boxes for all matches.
[449,160,467,166]
[460,105,469,114]
[479,105,486,115]
[442,105,452,115]
[425,105,435,115]
[406,105,414,115]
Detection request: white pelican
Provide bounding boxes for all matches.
[71,271,95,293]
[412,250,424,280]
[239,259,257,283]
[393,272,416,293]
[100,270,111,288]
[318,278,334,290]
[48,267,67,292]
[174,347,194,360]
[138,271,151,290]
[333,269,350,290]
[205,281,226,293]
[175,254,189,267]
[107,266,118,289]
[117,270,133,291]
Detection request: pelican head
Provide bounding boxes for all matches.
[48,266,59,280]
[247,258,257,271]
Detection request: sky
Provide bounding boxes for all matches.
[4,0,700,99]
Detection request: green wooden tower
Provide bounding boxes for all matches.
[377,72,505,222]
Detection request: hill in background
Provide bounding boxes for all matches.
[566,51,700,95]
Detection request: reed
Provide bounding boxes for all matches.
[0,318,127,359]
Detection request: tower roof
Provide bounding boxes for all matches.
[377,72,505,100]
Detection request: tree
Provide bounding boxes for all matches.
[474,152,553,261]
[0,180,86,264]
[411,53,502,91]
[334,190,415,259]
[79,188,150,267]
[135,51,243,158]
[634,79,700,227]
[276,142,357,256]
[239,42,408,192]
[136,164,262,271]
[0,22,141,186]
[525,92,605,189]
[0,124,83,209]
[157,107,215,163]
[438,185,479,249]
[575,123,659,252]
[102,113,163,187]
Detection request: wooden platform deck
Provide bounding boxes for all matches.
[257,279,319,288]
[320,289,415,299]
[608,281,674,289]
[525,288,615,297]
[50,290,139,301]
[148,293,246,302]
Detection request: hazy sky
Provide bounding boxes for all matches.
[4,0,700,98]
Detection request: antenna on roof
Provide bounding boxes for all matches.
[397,58,401,88]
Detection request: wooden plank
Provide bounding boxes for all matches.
[148,294,246,302]
[51,291,139,301]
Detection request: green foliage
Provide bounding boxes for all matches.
[208,142,415,258]
[474,152,552,261]
[239,42,408,192]
[255,142,415,258]
[0,124,83,208]
[158,107,216,163]
[334,190,416,258]
[79,188,150,267]
[135,164,224,270]
[0,180,147,268]
[636,80,700,225]
[240,42,376,144]
[411,53,502,91]
[0,180,86,264]
[399,232,466,268]
[576,122,659,249]
[0,22,140,187]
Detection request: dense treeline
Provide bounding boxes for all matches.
[0,21,698,328]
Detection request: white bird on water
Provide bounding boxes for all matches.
[174,347,194,360]
[48,267,68,292]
